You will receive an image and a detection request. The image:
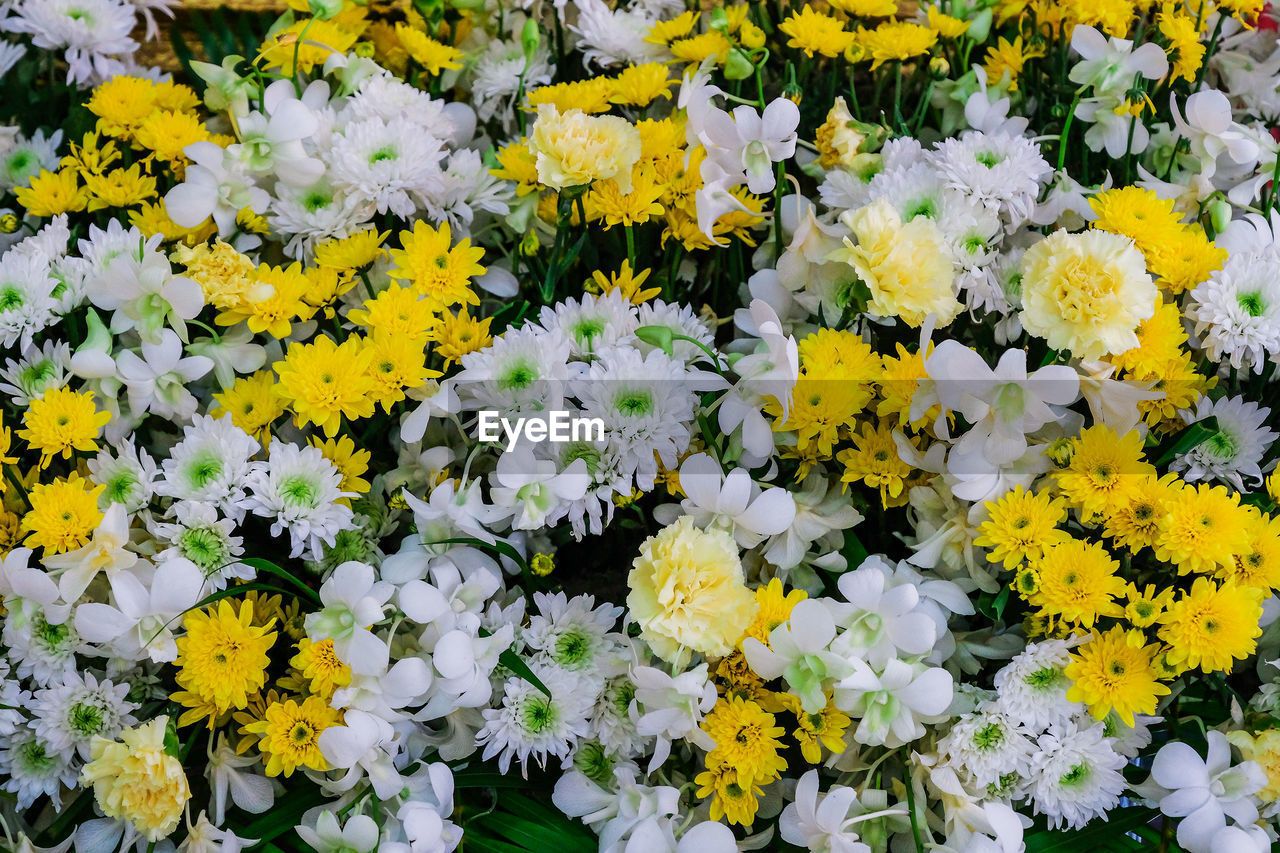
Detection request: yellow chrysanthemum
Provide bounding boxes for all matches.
[586,169,665,228]
[212,371,286,445]
[426,308,494,367]
[84,165,157,211]
[174,600,276,725]
[86,76,160,138]
[781,692,851,763]
[669,31,734,64]
[975,485,1069,570]
[1102,473,1178,553]
[1031,538,1126,627]
[526,78,618,114]
[830,0,899,15]
[1223,508,1280,592]
[310,435,372,497]
[701,696,789,784]
[22,475,104,555]
[243,696,341,777]
[743,578,807,646]
[1089,186,1183,254]
[364,332,437,411]
[926,6,971,38]
[694,762,764,827]
[216,262,315,338]
[135,110,211,164]
[588,260,661,305]
[289,638,352,700]
[1159,577,1263,674]
[982,36,1043,89]
[780,7,856,58]
[1065,627,1170,727]
[1108,300,1186,374]
[15,169,88,217]
[838,421,914,507]
[274,335,377,437]
[1052,425,1154,517]
[1146,225,1226,295]
[315,228,387,270]
[1154,482,1252,575]
[259,18,360,76]
[389,221,485,310]
[18,387,111,467]
[646,11,699,44]
[610,63,677,107]
[854,22,938,69]
[347,283,436,342]
[395,23,463,75]
[1123,583,1174,628]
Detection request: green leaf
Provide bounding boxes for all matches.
[1023,807,1179,853]
[241,557,322,605]
[498,649,551,698]
[1153,418,1218,467]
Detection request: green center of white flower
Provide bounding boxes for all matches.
[519,695,558,735]
[279,474,321,509]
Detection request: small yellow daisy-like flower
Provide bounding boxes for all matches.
[274,334,377,437]
[18,387,111,467]
[585,169,664,228]
[1132,352,1213,432]
[1154,482,1252,575]
[837,421,913,507]
[243,695,341,777]
[743,578,807,647]
[610,63,676,107]
[347,283,437,342]
[669,31,734,64]
[134,110,211,164]
[61,131,120,176]
[778,692,850,763]
[701,696,789,784]
[637,118,685,160]
[174,600,277,725]
[426,308,494,367]
[1031,538,1126,628]
[854,22,938,69]
[290,638,352,700]
[646,10,699,44]
[982,36,1044,89]
[389,220,486,310]
[85,76,160,138]
[1101,472,1179,553]
[259,18,360,76]
[22,475,105,555]
[1052,425,1154,517]
[212,371,286,446]
[877,341,935,430]
[1123,583,1174,628]
[395,23,463,75]
[975,485,1068,570]
[364,331,438,411]
[15,169,88,217]
[780,7,856,58]
[1064,627,1170,727]
[525,78,618,115]
[1159,577,1263,674]
[315,228,387,270]
[216,262,315,338]
[926,6,971,38]
[588,260,661,305]
[1225,509,1280,593]
[83,164,157,211]
[694,762,764,827]
[310,435,372,496]
[830,0,898,15]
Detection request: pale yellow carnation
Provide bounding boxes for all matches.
[1227,729,1280,802]
[528,104,642,193]
[1019,229,1157,359]
[81,716,190,841]
[627,515,757,666]
[831,198,960,327]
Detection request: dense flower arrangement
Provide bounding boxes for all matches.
[1,0,1280,850]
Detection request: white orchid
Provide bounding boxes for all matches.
[743,599,854,713]
[43,503,140,602]
[657,452,795,548]
[305,560,395,675]
[73,556,206,663]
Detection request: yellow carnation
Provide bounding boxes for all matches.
[528,104,643,193]
[81,717,190,841]
[1226,729,1280,802]
[830,198,961,327]
[1020,230,1157,359]
[627,515,757,665]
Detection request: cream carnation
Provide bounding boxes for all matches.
[831,197,961,327]
[81,716,190,841]
[528,104,642,193]
[1019,230,1156,359]
[626,515,757,666]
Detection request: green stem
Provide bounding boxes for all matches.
[1057,91,1083,172]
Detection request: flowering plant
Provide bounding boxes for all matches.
[1,0,1280,851]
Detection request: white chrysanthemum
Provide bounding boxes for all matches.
[267,178,372,260]
[0,678,31,738]
[157,414,260,518]
[1100,711,1155,759]
[536,291,638,357]
[4,608,82,686]
[569,0,665,68]
[0,128,62,190]
[573,345,699,490]
[633,299,715,362]
[1173,395,1277,491]
[589,674,646,757]
[1186,248,1280,373]
[1028,722,1126,830]
[87,438,158,513]
[243,441,355,560]
[455,325,575,418]
[0,340,69,407]
[927,132,1052,230]
[325,116,446,218]
[32,671,137,760]
[869,161,948,222]
[937,707,1036,791]
[0,726,77,809]
[523,591,624,675]
[1,0,137,86]
[477,665,592,776]
[817,163,879,211]
[0,247,59,350]
[991,639,1081,731]
[432,148,514,230]
[344,72,450,128]
[150,500,249,589]
[470,37,553,126]
[0,42,27,82]
[543,439,627,538]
